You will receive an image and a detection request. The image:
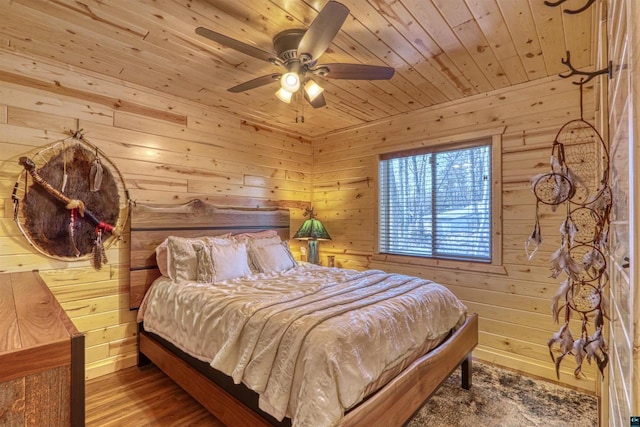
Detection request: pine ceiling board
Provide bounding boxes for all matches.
[495,0,548,81]
[559,0,593,72]
[331,14,440,108]
[144,0,275,52]
[173,0,408,121]
[249,0,438,110]
[0,0,597,137]
[464,0,529,85]
[46,0,264,79]
[0,4,227,104]
[410,0,495,93]
[18,0,151,39]
[334,6,448,107]
[528,0,572,76]
[322,79,409,116]
[395,0,485,97]
[241,95,363,133]
[126,1,283,83]
[435,6,512,90]
[131,0,299,100]
[339,0,461,103]
[429,0,512,90]
[0,33,131,82]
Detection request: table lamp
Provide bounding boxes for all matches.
[293,208,331,264]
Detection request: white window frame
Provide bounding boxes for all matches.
[373,131,503,274]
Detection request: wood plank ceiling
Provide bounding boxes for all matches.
[0,0,596,137]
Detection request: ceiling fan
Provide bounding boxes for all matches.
[195,1,395,109]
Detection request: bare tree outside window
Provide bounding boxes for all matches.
[379,142,491,261]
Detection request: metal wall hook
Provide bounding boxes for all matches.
[544,0,596,15]
[559,51,612,85]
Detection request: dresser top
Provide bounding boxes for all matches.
[0,271,79,354]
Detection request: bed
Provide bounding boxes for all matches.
[129,200,478,427]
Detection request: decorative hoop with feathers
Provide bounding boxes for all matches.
[12,130,130,269]
[526,86,611,380]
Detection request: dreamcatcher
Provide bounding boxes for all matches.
[12,130,130,269]
[526,84,611,379]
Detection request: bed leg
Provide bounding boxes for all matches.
[138,349,152,368]
[137,325,153,369]
[461,354,472,390]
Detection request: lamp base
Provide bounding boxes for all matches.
[307,240,319,264]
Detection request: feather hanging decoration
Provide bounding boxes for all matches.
[593,309,603,329]
[572,337,587,378]
[599,293,610,321]
[549,244,581,280]
[549,246,566,279]
[91,229,108,270]
[565,167,584,198]
[582,247,605,278]
[90,155,104,192]
[551,174,565,211]
[551,278,570,323]
[529,173,546,190]
[527,112,611,379]
[525,205,543,260]
[548,322,574,379]
[547,323,572,361]
[559,216,578,246]
[584,328,608,376]
[550,154,562,173]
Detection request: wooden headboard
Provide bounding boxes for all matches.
[129,199,290,309]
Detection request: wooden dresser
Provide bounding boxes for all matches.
[0,271,85,426]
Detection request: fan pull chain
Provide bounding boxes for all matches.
[295,90,305,123]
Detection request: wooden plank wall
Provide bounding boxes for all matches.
[606,0,640,424]
[0,51,311,380]
[311,74,600,394]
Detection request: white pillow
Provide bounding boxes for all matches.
[244,235,283,272]
[204,236,234,246]
[166,236,208,282]
[155,238,171,277]
[232,229,279,241]
[195,244,215,282]
[210,242,252,281]
[251,242,297,273]
[156,234,231,277]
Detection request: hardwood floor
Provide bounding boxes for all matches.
[85,365,223,426]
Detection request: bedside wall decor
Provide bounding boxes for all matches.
[526,82,612,379]
[12,130,130,269]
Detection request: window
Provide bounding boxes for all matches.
[378,139,492,262]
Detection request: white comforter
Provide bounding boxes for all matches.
[139,263,467,427]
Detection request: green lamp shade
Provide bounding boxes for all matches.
[294,218,331,265]
[293,219,331,241]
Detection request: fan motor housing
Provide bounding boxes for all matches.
[273,29,305,61]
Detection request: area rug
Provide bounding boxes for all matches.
[407,361,598,427]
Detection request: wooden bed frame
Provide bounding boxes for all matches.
[129,200,479,427]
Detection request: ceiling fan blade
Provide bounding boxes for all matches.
[319,63,395,80]
[228,74,281,93]
[297,1,349,63]
[304,91,327,108]
[195,27,275,62]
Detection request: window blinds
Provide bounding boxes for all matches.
[379,143,492,261]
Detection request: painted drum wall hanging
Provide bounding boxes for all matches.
[12,131,130,269]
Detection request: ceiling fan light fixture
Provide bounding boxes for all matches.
[275,87,294,103]
[304,80,324,101]
[281,72,300,92]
